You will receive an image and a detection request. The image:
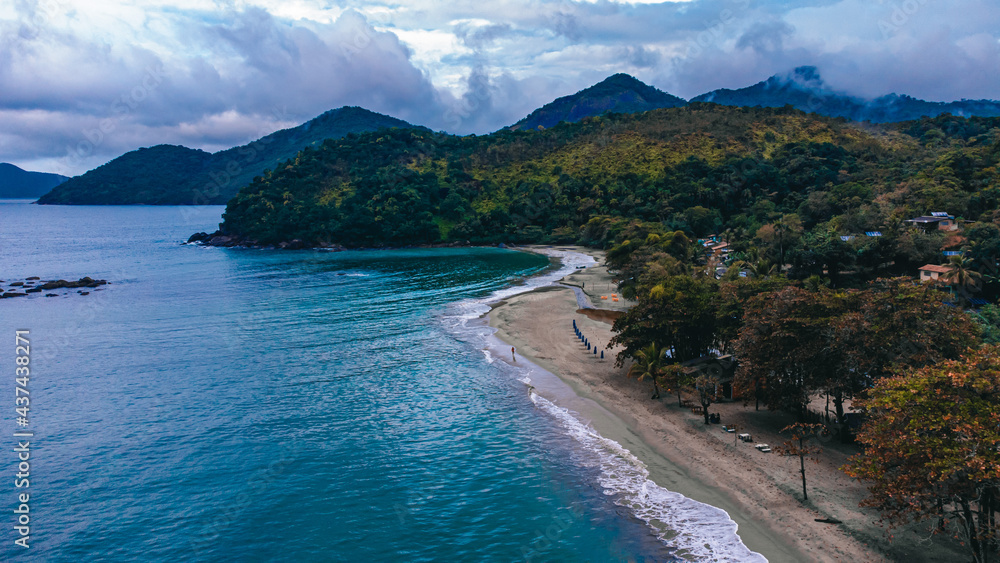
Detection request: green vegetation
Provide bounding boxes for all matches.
[217,104,1000,261]
[37,107,421,205]
[844,345,1000,563]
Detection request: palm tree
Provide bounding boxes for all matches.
[627,343,665,399]
[944,255,983,307]
[730,247,777,279]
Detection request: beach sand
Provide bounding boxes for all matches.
[487,246,964,562]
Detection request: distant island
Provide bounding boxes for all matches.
[36,107,423,205]
[0,163,68,199]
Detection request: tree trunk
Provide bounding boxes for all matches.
[701,398,711,424]
[799,448,808,501]
[676,387,683,407]
[652,379,660,400]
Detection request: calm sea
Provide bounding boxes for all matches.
[0,201,761,562]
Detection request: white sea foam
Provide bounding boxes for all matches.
[443,246,596,329]
[528,390,766,562]
[442,246,766,562]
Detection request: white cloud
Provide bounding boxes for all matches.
[1,0,998,175]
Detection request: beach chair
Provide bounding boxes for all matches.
[754,444,772,453]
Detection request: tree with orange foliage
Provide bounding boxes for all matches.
[844,345,1000,563]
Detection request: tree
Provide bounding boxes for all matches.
[778,423,825,501]
[732,286,840,415]
[695,373,720,424]
[945,254,984,307]
[626,343,666,399]
[659,363,693,407]
[611,274,718,366]
[844,345,1000,563]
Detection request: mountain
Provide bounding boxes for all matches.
[509,73,687,131]
[206,104,1000,250]
[0,163,68,199]
[692,66,1000,123]
[37,107,424,205]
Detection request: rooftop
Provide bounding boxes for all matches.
[919,264,955,274]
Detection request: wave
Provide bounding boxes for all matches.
[440,246,767,562]
[528,390,766,562]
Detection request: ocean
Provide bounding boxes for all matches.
[0,201,762,562]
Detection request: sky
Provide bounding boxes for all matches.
[2,0,999,176]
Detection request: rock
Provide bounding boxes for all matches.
[79,291,90,295]
[25,288,42,293]
[1,292,26,298]
[39,279,68,290]
[45,294,58,297]
[187,232,212,244]
[26,276,40,280]
[38,277,108,290]
[286,239,305,250]
[498,243,507,249]
[10,281,24,286]
[207,234,240,247]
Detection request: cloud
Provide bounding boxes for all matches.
[1,0,998,175]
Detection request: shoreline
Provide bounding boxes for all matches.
[485,245,962,562]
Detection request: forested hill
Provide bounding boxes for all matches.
[0,163,68,198]
[36,107,423,205]
[509,73,686,131]
[213,104,1000,255]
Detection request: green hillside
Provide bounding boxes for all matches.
[214,104,1000,269]
[37,107,423,205]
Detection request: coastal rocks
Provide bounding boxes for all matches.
[186,230,350,251]
[185,230,479,251]
[38,277,107,290]
[2,276,110,300]
[186,230,260,248]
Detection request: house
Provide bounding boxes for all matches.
[710,242,730,257]
[918,263,955,282]
[905,212,960,233]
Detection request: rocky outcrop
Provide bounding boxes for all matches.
[38,277,107,290]
[186,230,347,251]
[2,276,109,300]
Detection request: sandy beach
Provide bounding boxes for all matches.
[488,246,964,562]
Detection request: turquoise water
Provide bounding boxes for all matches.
[0,201,760,562]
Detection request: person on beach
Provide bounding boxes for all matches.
[511,346,516,361]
